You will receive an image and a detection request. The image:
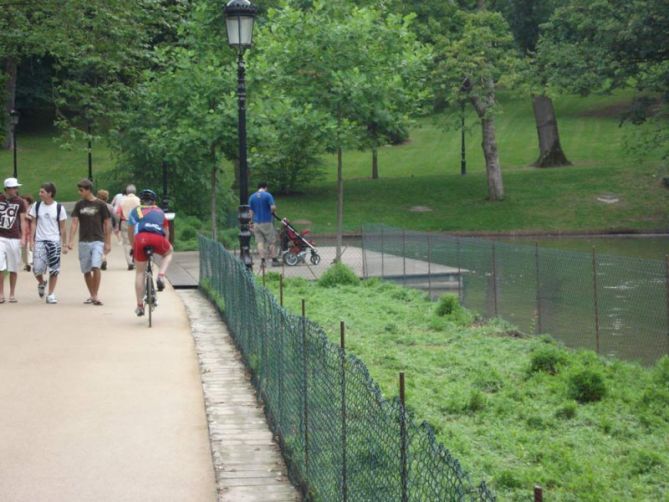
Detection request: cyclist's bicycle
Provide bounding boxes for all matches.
[143,246,158,327]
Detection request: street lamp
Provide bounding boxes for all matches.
[87,120,93,181]
[10,109,19,178]
[224,0,257,271]
[161,160,176,245]
[459,78,472,176]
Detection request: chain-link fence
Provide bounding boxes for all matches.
[198,235,495,501]
[362,224,669,365]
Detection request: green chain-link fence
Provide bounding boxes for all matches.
[362,224,669,365]
[198,235,495,501]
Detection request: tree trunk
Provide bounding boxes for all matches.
[210,146,217,241]
[335,145,343,263]
[371,146,378,179]
[470,93,504,201]
[532,94,571,167]
[3,57,18,150]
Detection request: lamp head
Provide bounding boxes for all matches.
[9,109,19,126]
[224,0,257,50]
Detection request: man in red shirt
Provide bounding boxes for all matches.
[0,177,28,303]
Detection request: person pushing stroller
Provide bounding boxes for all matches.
[249,182,280,268]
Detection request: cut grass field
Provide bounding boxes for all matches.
[2,92,667,235]
[264,272,669,501]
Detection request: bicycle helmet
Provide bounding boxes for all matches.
[138,189,157,202]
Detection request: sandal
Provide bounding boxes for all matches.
[84,298,93,304]
[0,298,5,304]
[8,297,17,303]
[92,299,103,306]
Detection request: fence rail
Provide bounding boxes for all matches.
[362,224,669,365]
[198,235,494,501]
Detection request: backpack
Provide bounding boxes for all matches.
[34,201,64,235]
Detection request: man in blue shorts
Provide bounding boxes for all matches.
[249,181,280,267]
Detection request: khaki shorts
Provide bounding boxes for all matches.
[0,237,20,272]
[253,222,276,250]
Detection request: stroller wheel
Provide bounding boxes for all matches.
[284,252,299,267]
[310,253,321,265]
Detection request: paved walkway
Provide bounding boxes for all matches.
[0,239,216,501]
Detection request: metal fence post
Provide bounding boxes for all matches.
[666,255,669,337]
[456,237,463,303]
[280,274,284,307]
[361,226,367,279]
[427,234,432,299]
[535,242,542,334]
[399,372,408,502]
[381,226,385,278]
[592,247,600,354]
[402,229,407,285]
[340,321,348,502]
[492,241,498,317]
[301,299,310,484]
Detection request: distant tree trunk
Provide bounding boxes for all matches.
[3,57,18,150]
[371,145,378,179]
[532,94,571,167]
[210,146,217,241]
[232,157,240,189]
[470,91,505,201]
[335,145,343,262]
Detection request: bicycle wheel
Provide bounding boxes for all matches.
[146,272,153,328]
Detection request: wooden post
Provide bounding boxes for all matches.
[535,242,542,334]
[456,238,463,303]
[399,372,408,502]
[592,247,600,354]
[402,230,407,285]
[280,274,284,307]
[534,485,543,502]
[340,321,348,502]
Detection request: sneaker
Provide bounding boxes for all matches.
[46,294,57,304]
[101,260,107,271]
[128,264,135,271]
[37,281,47,298]
[156,275,165,292]
[271,258,281,267]
[24,264,31,272]
[135,305,145,317]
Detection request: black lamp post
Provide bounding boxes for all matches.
[87,120,93,181]
[10,109,19,178]
[459,78,472,176]
[224,0,257,271]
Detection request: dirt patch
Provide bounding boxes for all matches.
[409,206,433,212]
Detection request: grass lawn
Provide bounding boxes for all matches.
[264,272,669,501]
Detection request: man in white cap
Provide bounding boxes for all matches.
[0,177,28,303]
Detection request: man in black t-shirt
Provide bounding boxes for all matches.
[67,179,111,306]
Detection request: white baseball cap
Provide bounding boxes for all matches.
[3,177,21,188]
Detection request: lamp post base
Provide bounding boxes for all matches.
[238,204,253,271]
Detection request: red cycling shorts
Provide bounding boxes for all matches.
[132,232,172,262]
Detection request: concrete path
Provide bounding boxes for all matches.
[0,238,217,501]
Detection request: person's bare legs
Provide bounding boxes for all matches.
[47,274,58,295]
[84,268,102,301]
[9,272,17,299]
[158,249,173,277]
[0,271,5,300]
[134,261,147,306]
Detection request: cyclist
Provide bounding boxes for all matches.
[128,189,173,316]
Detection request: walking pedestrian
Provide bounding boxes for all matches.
[0,177,29,303]
[96,189,116,270]
[128,189,174,316]
[29,183,68,304]
[117,184,140,270]
[249,181,280,267]
[67,178,111,306]
[20,194,34,272]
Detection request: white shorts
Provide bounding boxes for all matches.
[0,237,21,273]
[78,241,104,273]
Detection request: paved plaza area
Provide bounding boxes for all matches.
[0,237,297,501]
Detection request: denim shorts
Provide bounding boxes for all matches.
[78,241,104,273]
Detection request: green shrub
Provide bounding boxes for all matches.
[435,294,459,316]
[652,355,669,386]
[555,401,578,420]
[317,263,359,288]
[568,368,607,403]
[179,227,197,241]
[466,390,486,413]
[528,347,568,375]
[217,227,239,249]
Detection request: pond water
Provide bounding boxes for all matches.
[498,234,669,261]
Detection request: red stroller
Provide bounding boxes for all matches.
[274,215,321,266]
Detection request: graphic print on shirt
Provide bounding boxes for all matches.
[0,200,20,230]
[79,206,100,216]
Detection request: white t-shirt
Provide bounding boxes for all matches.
[29,201,68,242]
